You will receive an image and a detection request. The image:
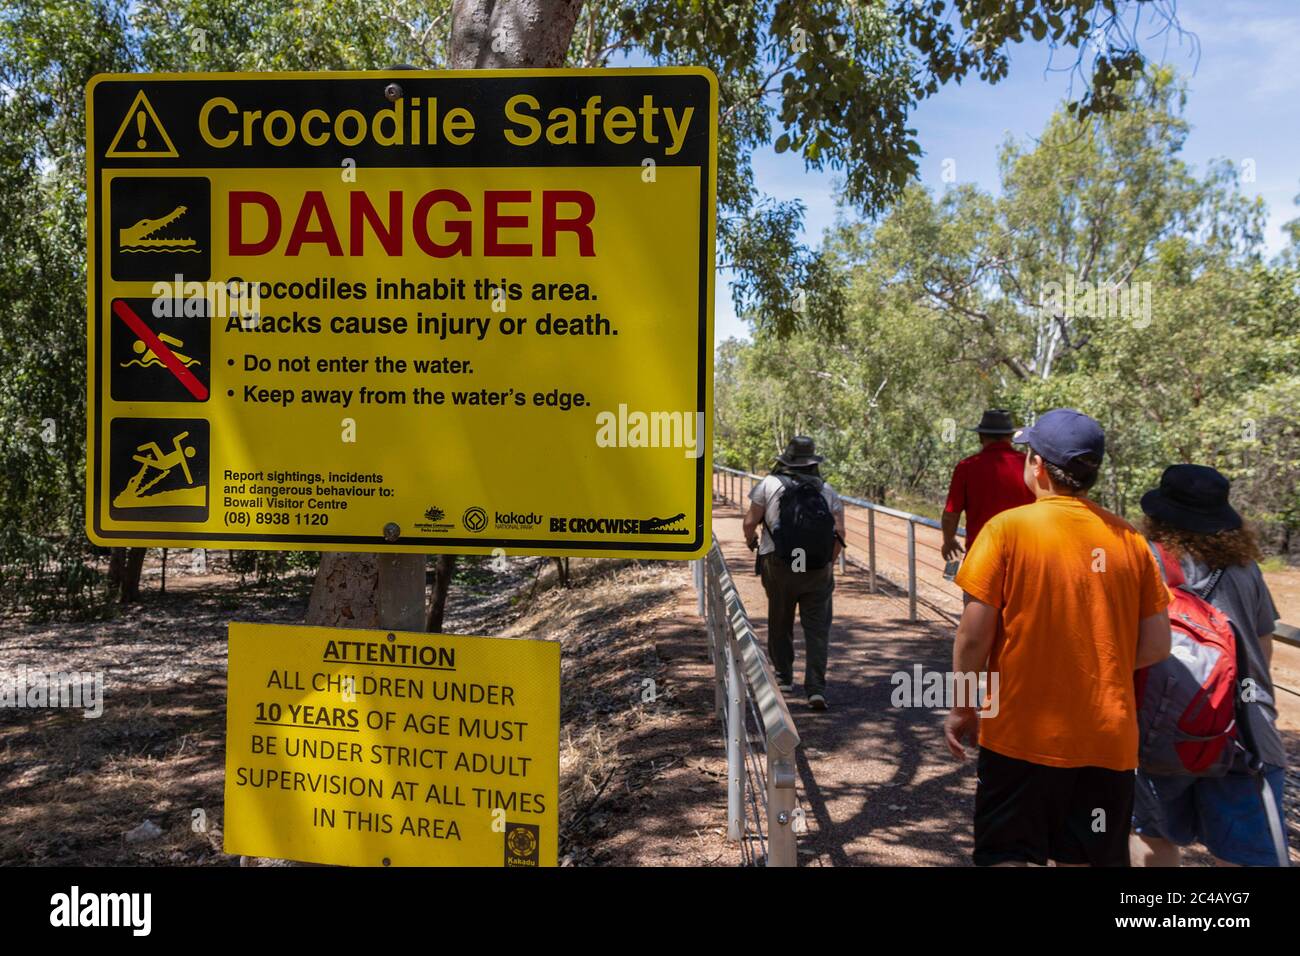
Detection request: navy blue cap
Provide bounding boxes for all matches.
[1013,408,1104,474]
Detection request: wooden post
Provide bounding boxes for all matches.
[867,509,877,593]
[377,552,426,631]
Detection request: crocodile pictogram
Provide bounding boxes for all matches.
[638,512,689,535]
[118,205,200,252]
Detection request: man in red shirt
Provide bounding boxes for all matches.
[941,409,1035,563]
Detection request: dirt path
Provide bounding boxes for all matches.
[708,501,975,865]
[705,501,1300,866]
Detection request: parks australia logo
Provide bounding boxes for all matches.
[415,505,453,534]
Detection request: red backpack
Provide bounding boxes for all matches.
[1135,543,1240,776]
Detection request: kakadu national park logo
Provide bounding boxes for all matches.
[504,823,540,867]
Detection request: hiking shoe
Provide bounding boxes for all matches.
[808,693,827,711]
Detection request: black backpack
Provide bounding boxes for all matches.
[768,474,836,570]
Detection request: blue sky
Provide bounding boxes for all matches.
[715,0,1300,342]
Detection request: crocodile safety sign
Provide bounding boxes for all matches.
[86,70,716,557]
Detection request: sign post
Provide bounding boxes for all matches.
[85,69,717,560]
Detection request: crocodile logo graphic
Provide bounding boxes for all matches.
[118,205,201,253]
[638,513,689,535]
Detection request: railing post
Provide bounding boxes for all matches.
[725,635,745,842]
[694,558,704,618]
[767,750,798,867]
[906,518,917,623]
[867,508,877,593]
[708,569,725,723]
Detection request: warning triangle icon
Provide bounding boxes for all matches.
[105,90,179,159]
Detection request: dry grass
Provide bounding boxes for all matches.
[0,555,726,866]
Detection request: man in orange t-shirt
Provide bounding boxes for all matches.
[945,408,1171,867]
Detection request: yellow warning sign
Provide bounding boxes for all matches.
[105,89,179,158]
[223,622,560,867]
[86,69,716,558]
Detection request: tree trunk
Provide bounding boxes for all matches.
[305,553,381,628]
[301,0,585,630]
[108,547,147,604]
[448,0,583,69]
[123,547,145,602]
[552,556,570,587]
[426,555,457,632]
[107,547,125,596]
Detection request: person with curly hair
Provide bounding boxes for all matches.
[1130,464,1289,867]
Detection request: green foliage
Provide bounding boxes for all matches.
[0,1,136,616]
[718,70,1300,556]
[606,0,1180,334]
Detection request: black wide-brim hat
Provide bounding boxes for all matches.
[1140,464,1242,535]
[775,435,823,467]
[969,408,1017,434]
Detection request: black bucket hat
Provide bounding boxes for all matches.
[970,408,1017,435]
[775,436,824,468]
[1140,464,1242,535]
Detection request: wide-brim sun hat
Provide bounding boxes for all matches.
[1140,464,1242,535]
[775,435,823,467]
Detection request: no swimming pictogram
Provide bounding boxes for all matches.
[111,298,210,402]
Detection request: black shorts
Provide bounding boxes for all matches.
[973,747,1135,867]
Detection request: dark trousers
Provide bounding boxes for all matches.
[759,553,834,694]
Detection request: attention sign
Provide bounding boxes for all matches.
[223,622,560,867]
[85,69,716,557]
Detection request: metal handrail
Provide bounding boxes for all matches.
[713,463,964,622]
[695,537,801,867]
[714,464,958,530]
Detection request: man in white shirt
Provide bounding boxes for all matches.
[742,436,845,710]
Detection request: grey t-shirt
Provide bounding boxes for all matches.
[1179,555,1285,769]
[749,473,844,556]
